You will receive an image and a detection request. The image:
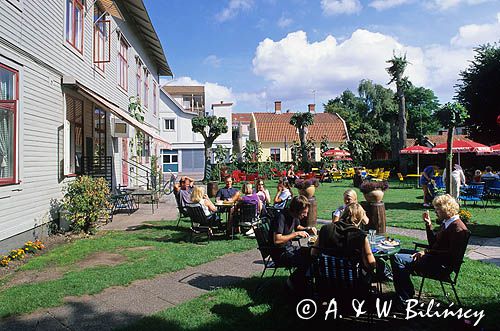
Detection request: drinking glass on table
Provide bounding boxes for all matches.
[368,229,376,248]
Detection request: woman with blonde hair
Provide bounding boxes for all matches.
[313,203,375,272]
[191,186,217,217]
[332,189,361,223]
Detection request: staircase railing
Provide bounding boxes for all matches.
[82,156,113,190]
[122,158,162,191]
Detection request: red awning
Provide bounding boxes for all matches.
[400,145,435,154]
[323,149,350,157]
[430,139,491,153]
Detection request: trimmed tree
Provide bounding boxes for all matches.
[290,112,314,171]
[192,115,228,182]
[435,102,469,194]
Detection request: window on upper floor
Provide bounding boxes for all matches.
[136,61,142,99]
[93,6,110,71]
[0,63,18,185]
[153,82,158,115]
[66,0,84,54]
[143,69,149,108]
[164,119,175,131]
[118,38,128,91]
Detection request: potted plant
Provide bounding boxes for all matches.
[359,180,389,203]
[458,209,472,224]
[295,178,320,198]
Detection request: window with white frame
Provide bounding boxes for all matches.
[270,148,280,162]
[118,38,128,90]
[65,95,83,175]
[65,0,84,53]
[152,82,158,115]
[143,69,149,108]
[135,61,142,98]
[0,63,18,185]
[164,119,175,131]
[162,153,178,164]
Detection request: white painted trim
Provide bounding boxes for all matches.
[335,112,350,141]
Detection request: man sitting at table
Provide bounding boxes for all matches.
[216,175,240,202]
[390,194,469,305]
[174,176,194,207]
[270,195,317,293]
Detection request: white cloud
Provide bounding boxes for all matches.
[203,55,222,68]
[425,0,492,10]
[451,12,500,47]
[277,15,293,28]
[162,76,236,109]
[369,0,413,11]
[216,0,254,22]
[321,0,362,15]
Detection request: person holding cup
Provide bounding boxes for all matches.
[390,194,469,305]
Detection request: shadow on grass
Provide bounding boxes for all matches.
[467,223,500,238]
[384,202,425,211]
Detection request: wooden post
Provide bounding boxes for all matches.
[303,197,318,227]
[207,182,218,198]
[361,201,386,234]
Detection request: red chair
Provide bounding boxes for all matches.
[247,174,256,182]
[232,170,241,183]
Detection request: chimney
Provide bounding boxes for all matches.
[274,101,282,114]
[308,104,316,113]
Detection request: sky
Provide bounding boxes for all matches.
[145,0,500,113]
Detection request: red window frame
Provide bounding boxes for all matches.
[66,0,84,54]
[0,63,18,186]
[118,39,128,91]
[93,7,110,71]
[152,81,158,115]
[136,61,142,98]
[143,69,149,108]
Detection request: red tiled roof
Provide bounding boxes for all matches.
[406,135,472,146]
[232,113,252,124]
[253,112,348,143]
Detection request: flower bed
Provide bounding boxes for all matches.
[0,240,45,268]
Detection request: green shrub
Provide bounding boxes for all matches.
[61,176,111,233]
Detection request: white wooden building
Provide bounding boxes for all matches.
[0,0,172,252]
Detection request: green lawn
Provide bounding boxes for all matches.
[0,221,256,318]
[120,235,500,331]
[252,178,500,237]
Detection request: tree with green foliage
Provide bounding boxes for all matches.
[290,112,314,171]
[405,83,441,140]
[191,115,228,182]
[387,54,410,169]
[456,43,500,145]
[242,140,263,174]
[435,102,469,194]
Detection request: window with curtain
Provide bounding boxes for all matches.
[136,61,142,98]
[143,69,149,108]
[270,148,280,162]
[93,6,107,71]
[66,0,84,53]
[0,64,18,185]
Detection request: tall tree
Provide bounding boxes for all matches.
[290,112,314,171]
[456,43,500,145]
[191,116,228,182]
[435,102,469,194]
[405,83,441,140]
[386,54,409,168]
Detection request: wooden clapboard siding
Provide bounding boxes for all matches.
[0,0,167,243]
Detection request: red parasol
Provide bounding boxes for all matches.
[430,139,491,164]
[400,145,436,175]
[477,144,500,155]
[323,149,350,157]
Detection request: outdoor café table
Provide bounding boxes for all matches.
[131,190,157,214]
[215,201,235,229]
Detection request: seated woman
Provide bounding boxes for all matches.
[190,186,217,220]
[332,189,363,223]
[239,182,262,215]
[287,164,298,184]
[273,180,293,209]
[313,203,375,274]
[255,179,271,216]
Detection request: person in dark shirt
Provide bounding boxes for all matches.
[270,195,317,293]
[390,194,469,304]
[420,165,437,207]
[216,175,240,202]
[174,176,194,207]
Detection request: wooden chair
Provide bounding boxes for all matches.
[174,192,190,227]
[253,221,292,278]
[232,203,260,239]
[412,230,471,305]
[185,204,221,243]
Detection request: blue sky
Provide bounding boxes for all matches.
[145,0,500,113]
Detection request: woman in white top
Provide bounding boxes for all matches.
[443,164,466,200]
[274,179,292,209]
[255,179,271,205]
[191,186,217,216]
[332,189,360,223]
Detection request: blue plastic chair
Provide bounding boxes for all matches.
[435,176,445,189]
[459,184,485,208]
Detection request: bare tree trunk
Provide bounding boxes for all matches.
[397,80,408,173]
[299,129,308,171]
[203,142,213,183]
[446,127,454,194]
[390,116,399,160]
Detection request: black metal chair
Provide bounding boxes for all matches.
[232,203,260,239]
[412,230,471,306]
[174,192,190,227]
[252,221,292,278]
[309,249,375,320]
[110,185,136,218]
[185,203,221,243]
